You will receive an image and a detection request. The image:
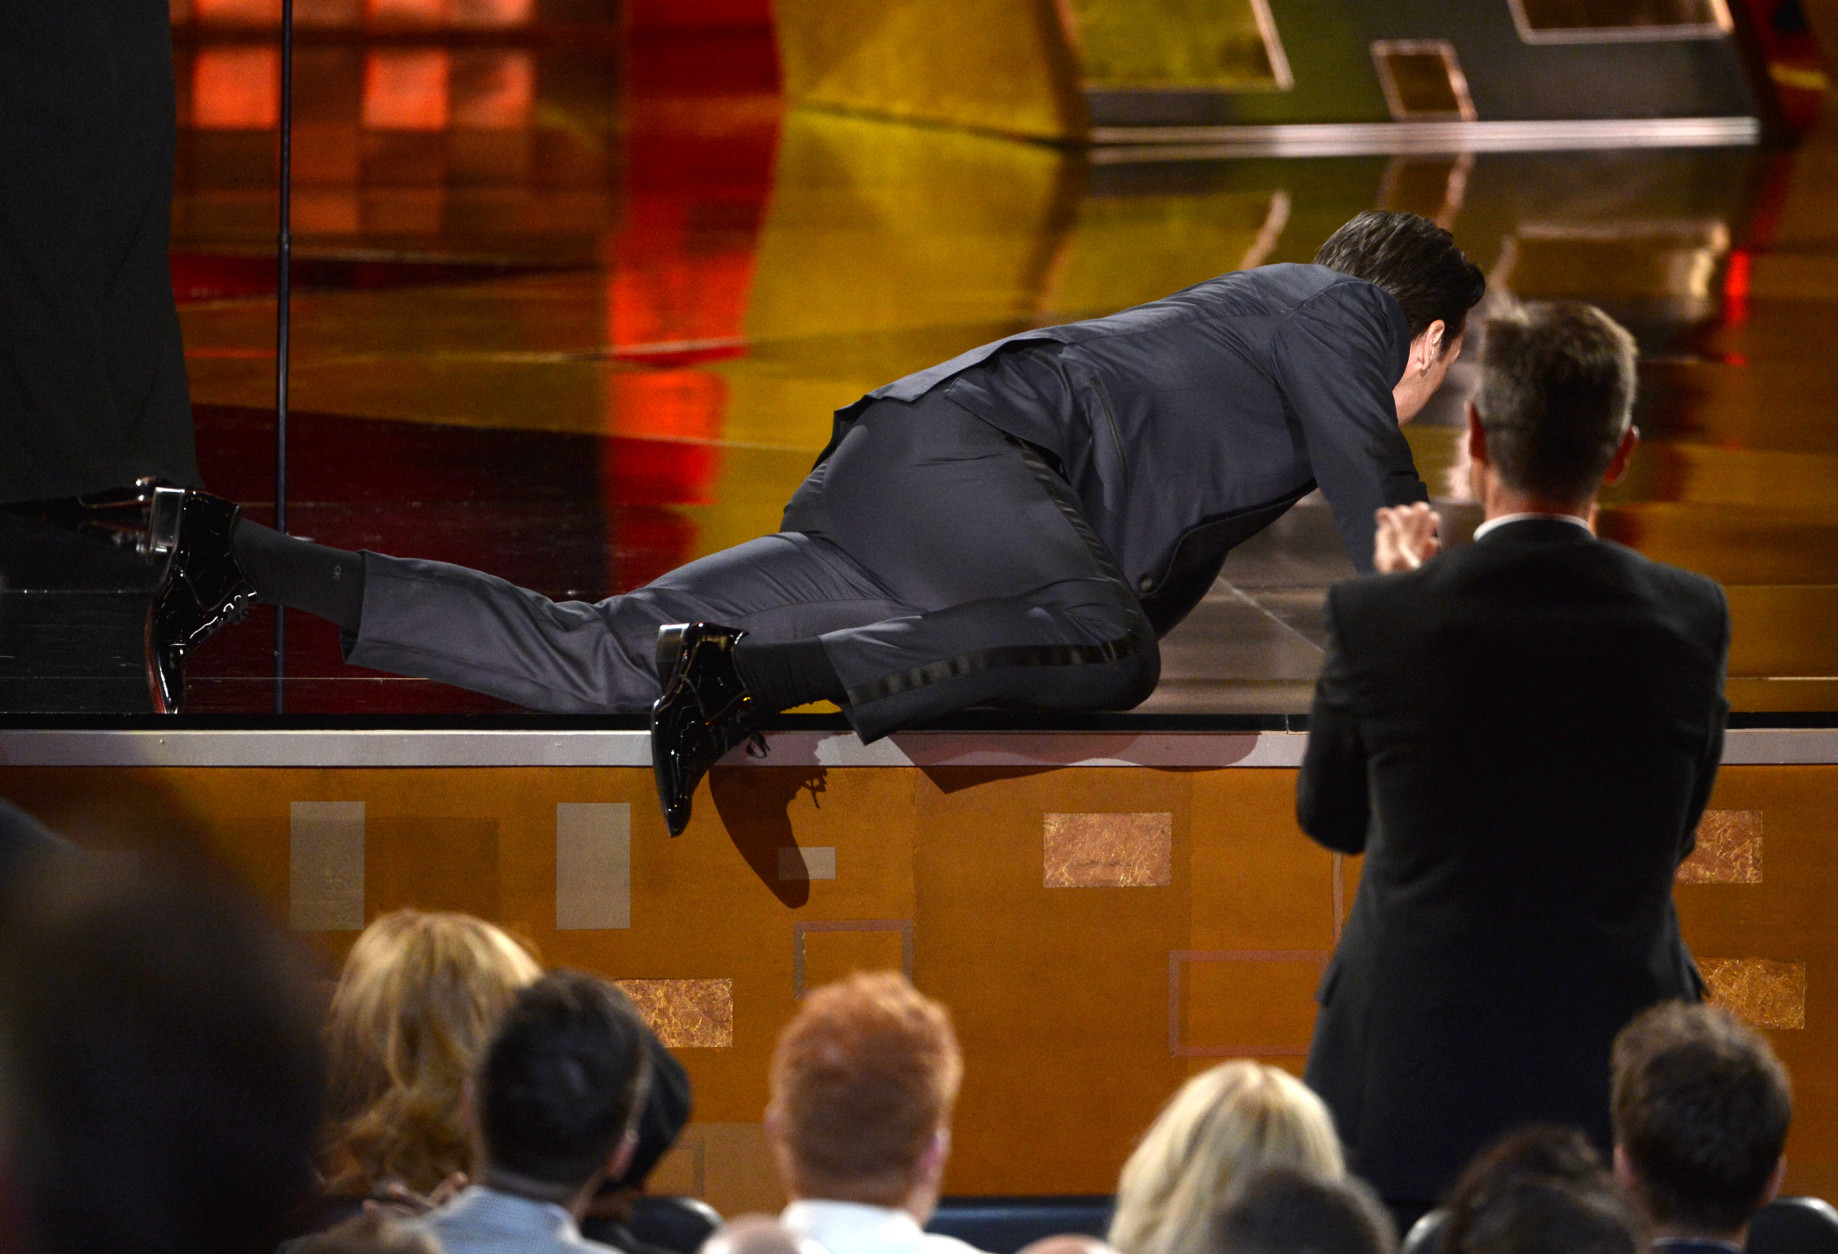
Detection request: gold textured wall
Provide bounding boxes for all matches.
[4,762,1837,1211]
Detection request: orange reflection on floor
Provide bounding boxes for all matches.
[190,45,280,129]
[363,49,451,131]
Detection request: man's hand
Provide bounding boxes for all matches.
[1375,502,1442,573]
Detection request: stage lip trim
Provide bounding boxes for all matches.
[1088,116,1760,159]
[0,727,1830,769]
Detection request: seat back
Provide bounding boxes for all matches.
[626,1194,725,1254]
[1749,1196,1838,1254]
[926,1196,1115,1254]
[1399,1208,1447,1254]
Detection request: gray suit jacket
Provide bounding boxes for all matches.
[828,263,1426,634]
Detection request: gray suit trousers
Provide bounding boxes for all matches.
[346,393,1159,741]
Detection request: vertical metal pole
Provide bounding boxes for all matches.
[274,0,293,714]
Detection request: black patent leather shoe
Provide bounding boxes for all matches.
[145,489,258,714]
[650,623,766,836]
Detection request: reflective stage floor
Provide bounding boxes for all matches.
[4,15,1837,716]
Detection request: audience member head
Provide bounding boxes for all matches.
[1208,1167,1394,1254]
[321,910,542,1198]
[1018,1237,1122,1254]
[0,857,326,1254]
[1469,301,1640,513]
[1610,1001,1791,1242]
[1110,1062,1344,1254]
[1441,1126,1614,1254]
[702,1214,828,1254]
[603,1036,693,1195]
[472,970,653,1210]
[766,972,963,1219]
[1446,1177,1642,1254]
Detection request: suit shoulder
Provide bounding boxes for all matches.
[1324,569,1425,640]
[1599,540,1728,616]
[1177,263,1363,310]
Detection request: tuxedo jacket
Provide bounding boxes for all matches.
[827,264,1428,635]
[1297,519,1729,1203]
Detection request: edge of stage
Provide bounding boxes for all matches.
[1,716,1835,767]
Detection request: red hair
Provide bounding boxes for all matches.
[769,972,962,1203]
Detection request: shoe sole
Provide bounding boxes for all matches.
[655,624,688,689]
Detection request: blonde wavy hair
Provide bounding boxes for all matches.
[1109,1062,1344,1254]
[319,910,542,1197]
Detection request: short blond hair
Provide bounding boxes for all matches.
[768,972,962,1204]
[1109,1062,1344,1254]
[320,910,542,1196]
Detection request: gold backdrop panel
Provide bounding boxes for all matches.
[617,978,736,1049]
[1043,812,1174,888]
[1700,958,1807,1030]
[1064,0,1288,90]
[772,0,1086,140]
[1677,810,1764,884]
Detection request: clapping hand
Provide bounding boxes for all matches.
[1374,502,1442,573]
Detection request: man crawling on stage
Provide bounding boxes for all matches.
[149,210,1484,833]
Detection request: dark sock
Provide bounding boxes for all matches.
[231,519,366,633]
[733,638,845,712]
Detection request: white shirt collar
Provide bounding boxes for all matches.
[1472,511,1593,542]
[782,1199,925,1242]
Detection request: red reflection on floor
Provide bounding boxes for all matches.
[598,21,782,587]
[363,49,452,130]
[190,45,281,129]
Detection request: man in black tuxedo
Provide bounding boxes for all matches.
[148,211,1484,833]
[1610,1003,1789,1253]
[1296,301,1729,1218]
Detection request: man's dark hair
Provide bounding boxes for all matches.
[1442,1126,1615,1254]
[1611,1001,1791,1236]
[0,858,327,1254]
[1314,210,1486,341]
[477,970,653,1189]
[1209,1167,1395,1254]
[1450,1178,1643,1254]
[1472,301,1637,504]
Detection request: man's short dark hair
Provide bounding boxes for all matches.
[1314,210,1486,341]
[1442,1126,1617,1254]
[476,970,653,1189]
[1611,1002,1791,1236]
[0,858,326,1254]
[1209,1167,1395,1254]
[1473,301,1637,504]
[1451,1178,1644,1254]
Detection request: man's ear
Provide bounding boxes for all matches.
[1761,1154,1787,1207]
[1602,425,1640,486]
[1465,401,1487,467]
[917,1128,951,1185]
[605,1130,638,1184]
[1415,320,1447,372]
[1612,1143,1638,1192]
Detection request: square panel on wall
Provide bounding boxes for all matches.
[793,920,914,997]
